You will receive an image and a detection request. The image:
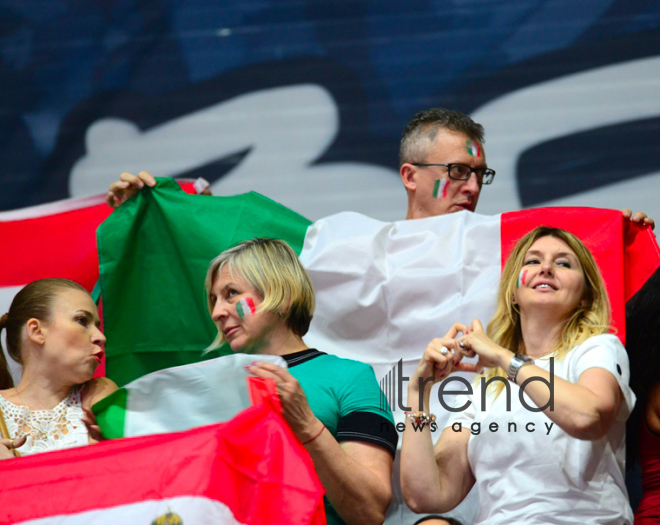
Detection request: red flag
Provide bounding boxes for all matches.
[0,395,326,525]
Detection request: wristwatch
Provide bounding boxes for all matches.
[507,353,534,383]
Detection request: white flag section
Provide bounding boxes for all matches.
[19,496,245,525]
[95,353,286,438]
[300,210,502,524]
[301,210,501,379]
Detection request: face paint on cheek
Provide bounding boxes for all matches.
[465,140,481,158]
[433,179,448,199]
[236,297,257,318]
[517,269,527,289]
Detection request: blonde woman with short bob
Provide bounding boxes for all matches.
[401,227,635,524]
[205,238,397,525]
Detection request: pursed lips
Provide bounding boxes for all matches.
[223,325,239,338]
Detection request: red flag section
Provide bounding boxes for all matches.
[0,181,202,290]
[0,195,111,290]
[0,397,326,525]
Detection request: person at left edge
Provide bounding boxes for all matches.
[205,238,397,525]
[0,279,117,457]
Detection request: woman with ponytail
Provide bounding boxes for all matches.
[0,279,117,458]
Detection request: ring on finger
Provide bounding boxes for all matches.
[440,346,449,355]
[459,340,466,349]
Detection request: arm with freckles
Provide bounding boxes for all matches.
[459,321,624,440]
[304,427,393,525]
[400,384,474,514]
[248,362,392,525]
[514,361,622,440]
[401,327,477,513]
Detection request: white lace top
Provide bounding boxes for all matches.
[0,388,89,455]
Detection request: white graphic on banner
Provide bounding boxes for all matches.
[71,85,404,221]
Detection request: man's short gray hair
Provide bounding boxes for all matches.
[399,108,485,166]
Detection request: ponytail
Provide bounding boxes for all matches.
[0,313,13,389]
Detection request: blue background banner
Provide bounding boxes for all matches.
[1,1,659,220]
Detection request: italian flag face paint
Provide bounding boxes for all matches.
[433,179,448,199]
[466,140,481,158]
[236,297,257,318]
[517,269,528,288]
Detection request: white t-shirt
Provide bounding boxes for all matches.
[445,333,635,524]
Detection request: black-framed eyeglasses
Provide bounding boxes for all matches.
[411,163,496,185]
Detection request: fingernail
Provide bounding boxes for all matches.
[243,365,251,370]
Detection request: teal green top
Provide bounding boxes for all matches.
[284,349,397,525]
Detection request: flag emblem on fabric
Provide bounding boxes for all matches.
[152,510,184,525]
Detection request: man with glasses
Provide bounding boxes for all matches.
[106,107,653,228]
[397,107,654,227]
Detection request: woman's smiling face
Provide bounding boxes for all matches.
[514,235,586,318]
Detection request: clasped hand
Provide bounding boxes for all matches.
[245,362,323,443]
[412,320,512,390]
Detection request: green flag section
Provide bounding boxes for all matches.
[97,178,311,386]
[94,353,285,439]
[0,397,326,525]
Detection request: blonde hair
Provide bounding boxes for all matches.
[204,238,315,349]
[484,227,611,396]
[0,278,90,389]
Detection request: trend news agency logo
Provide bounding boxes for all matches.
[379,359,555,436]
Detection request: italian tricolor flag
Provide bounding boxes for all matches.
[94,353,286,439]
[0,389,326,524]
[93,178,659,386]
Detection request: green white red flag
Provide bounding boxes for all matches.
[0,385,326,525]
